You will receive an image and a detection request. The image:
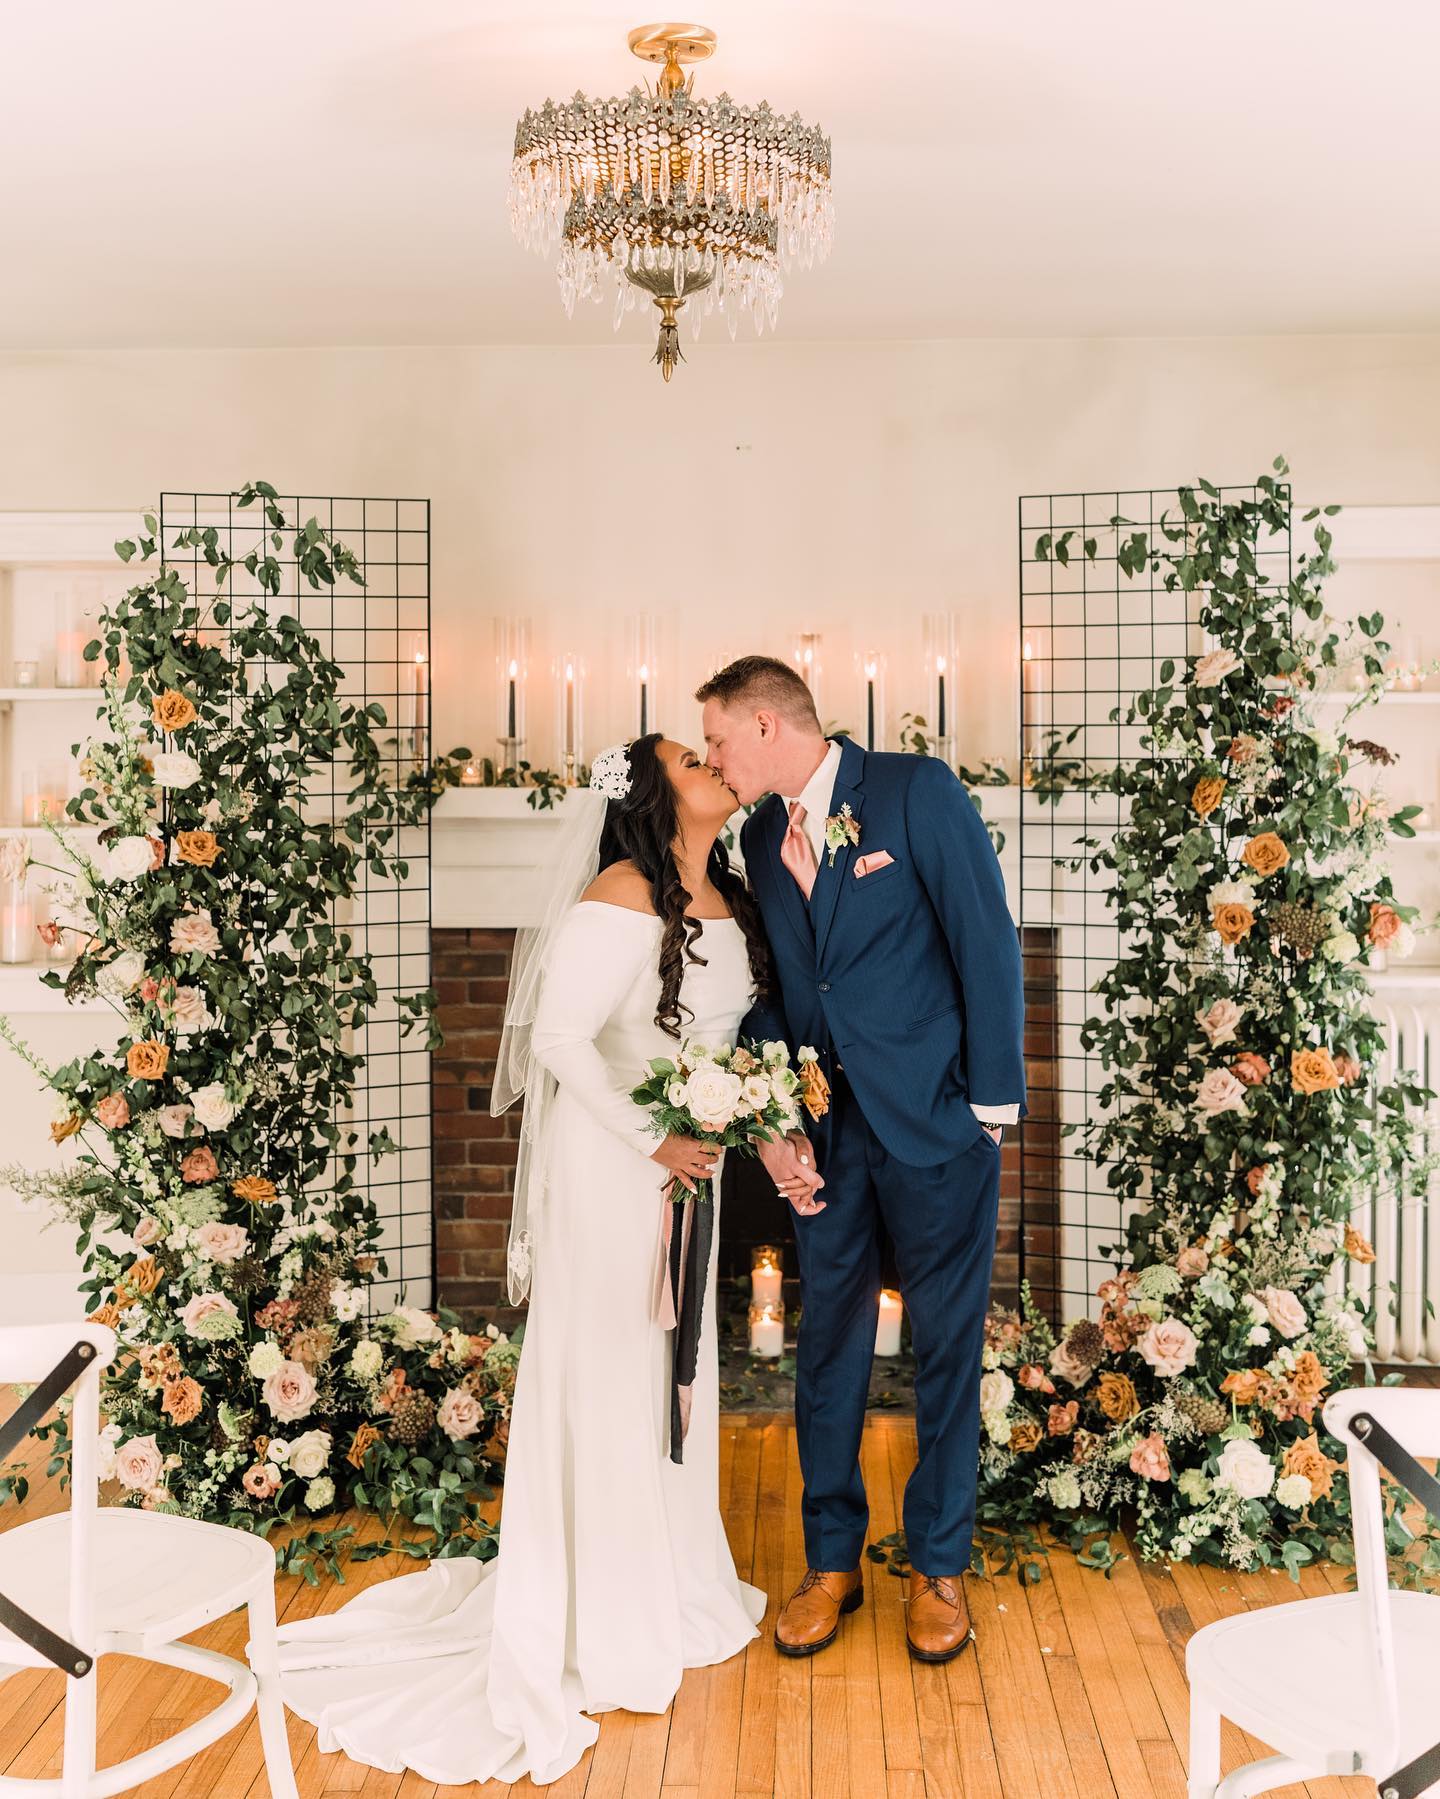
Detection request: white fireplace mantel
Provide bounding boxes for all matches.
[432,784,1025,929]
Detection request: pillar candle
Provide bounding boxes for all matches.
[874,1288,903,1356]
[748,1302,785,1358]
[0,896,34,964]
[750,1245,783,1309]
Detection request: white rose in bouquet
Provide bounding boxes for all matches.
[97,948,146,998]
[288,1429,332,1479]
[386,1304,443,1347]
[103,836,154,883]
[151,750,201,790]
[682,1063,745,1131]
[1216,1436,1275,1500]
[191,1083,236,1130]
[979,1370,1014,1415]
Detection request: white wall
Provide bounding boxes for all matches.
[0,334,1437,765]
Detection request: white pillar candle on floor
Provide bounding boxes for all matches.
[875,1288,903,1356]
[750,1244,783,1309]
[748,1302,785,1358]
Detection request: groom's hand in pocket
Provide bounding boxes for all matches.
[759,1131,827,1216]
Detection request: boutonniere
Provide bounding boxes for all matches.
[823,802,861,867]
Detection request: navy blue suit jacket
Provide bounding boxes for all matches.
[738,736,1026,1167]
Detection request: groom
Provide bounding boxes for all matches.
[698,655,1025,1663]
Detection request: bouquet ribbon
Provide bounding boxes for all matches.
[652,1169,717,1465]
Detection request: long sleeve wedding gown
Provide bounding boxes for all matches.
[274,901,766,1787]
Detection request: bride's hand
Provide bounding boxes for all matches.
[651,1133,721,1195]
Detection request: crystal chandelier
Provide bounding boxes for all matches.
[509,23,833,382]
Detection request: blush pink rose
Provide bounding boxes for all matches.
[1261,1286,1307,1340]
[1129,1432,1171,1481]
[263,1359,317,1423]
[180,1291,239,1337]
[1195,1068,1249,1117]
[133,1215,163,1247]
[1046,1401,1079,1436]
[180,1145,219,1184]
[170,910,222,956]
[1138,1317,1199,1377]
[95,1093,131,1129]
[1176,1245,1210,1279]
[1196,998,1244,1047]
[114,1433,164,1491]
[157,1104,194,1139]
[194,1220,249,1264]
[436,1387,483,1442]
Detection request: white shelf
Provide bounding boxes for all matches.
[0,687,104,702]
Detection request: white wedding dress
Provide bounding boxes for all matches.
[274,901,766,1787]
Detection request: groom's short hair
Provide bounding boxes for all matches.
[694,655,822,732]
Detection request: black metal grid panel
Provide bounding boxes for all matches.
[1016,485,1291,1327]
[159,492,434,1311]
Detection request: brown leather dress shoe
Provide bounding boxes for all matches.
[774,1567,864,1657]
[905,1572,976,1663]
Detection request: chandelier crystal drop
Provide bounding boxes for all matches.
[509,22,833,381]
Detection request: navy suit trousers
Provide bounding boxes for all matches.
[792,1069,1001,1575]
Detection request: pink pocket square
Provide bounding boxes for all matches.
[853,850,895,878]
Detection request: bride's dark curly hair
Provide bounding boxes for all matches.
[596,733,772,1038]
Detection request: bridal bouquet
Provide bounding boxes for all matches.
[630,1037,830,1204]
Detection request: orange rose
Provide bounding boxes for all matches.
[346,1422,381,1468]
[126,1039,170,1080]
[119,1255,162,1299]
[152,689,197,733]
[232,1174,278,1206]
[161,1375,203,1425]
[1220,1368,1269,1405]
[1212,902,1255,945]
[1241,832,1290,878]
[1344,1223,1376,1264]
[1368,902,1402,948]
[1291,1047,1341,1094]
[50,1110,83,1143]
[1230,1052,1271,1087]
[1096,1370,1140,1422]
[1191,776,1227,819]
[1281,1431,1341,1501]
[1226,734,1259,766]
[175,831,220,868]
[1008,1419,1044,1453]
[87,1303,122,1330]
[181,1146,220,1184]
[1287,1351,1328,1405]
[1047,1401,1079,1436]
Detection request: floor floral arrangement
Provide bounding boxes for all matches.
[0,486,506,1575]
[974,463,1439,1586]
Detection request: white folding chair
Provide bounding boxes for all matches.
[0,1322,299,1799]
[1186,1383,1440,1799]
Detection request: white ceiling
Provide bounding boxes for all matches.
[3,0,1437,349]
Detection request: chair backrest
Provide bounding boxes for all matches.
[1321,1383,1440,1769]
[0,1321,115,1671]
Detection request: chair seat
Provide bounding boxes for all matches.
[0,1506,274,1664]
[1187,1587,1440,1773]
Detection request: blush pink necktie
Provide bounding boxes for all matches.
[780,800,818,900]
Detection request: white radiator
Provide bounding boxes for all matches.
[1342,972,1440,1365]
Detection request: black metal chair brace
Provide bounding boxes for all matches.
[0,1339,97,1678]
[1346,1409,1440,1799]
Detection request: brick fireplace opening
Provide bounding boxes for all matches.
[432,926,1058,1330]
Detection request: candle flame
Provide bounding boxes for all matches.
[936,656,947,675]
[1023,639,1033,662]
[639,663,649,681]
[864,658,878,679]
[565,663,574,681]
[508,659,518,678]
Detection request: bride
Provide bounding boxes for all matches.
[274,735,770,1787]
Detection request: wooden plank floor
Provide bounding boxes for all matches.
[0,1409,1420,1799]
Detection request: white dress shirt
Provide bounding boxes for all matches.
[779,740,1018,1129]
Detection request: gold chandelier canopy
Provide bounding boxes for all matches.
[509,23,834,380]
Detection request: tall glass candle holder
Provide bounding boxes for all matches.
[792,632,823,717]
[554,653,586,783]
[627,614,657,738]
[0,875,34,965]
[22,762,70,827]
[54,586,88,689]
[923,614,959,767]
[398,631,428,770]
[748,1301,785,1358]
[495,618,531,771]
[857,650,886,751]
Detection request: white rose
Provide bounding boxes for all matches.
[979,1370,1014,1415]
[1246,1324,1271,1348]
[1216,1437,1275,1501]
[682,1064,744,1130]
[96,948,146,998]
[103,836,154,883]
[151,750,201,790]
[247,1340,284,1379]
[741,1075,772,1110]
[288,1429,332,1479]
[1274,1473,1313,1509]
[191,1083,236,1131]
[385,1304,442,1347]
